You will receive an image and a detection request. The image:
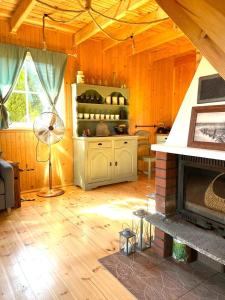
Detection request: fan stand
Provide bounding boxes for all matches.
[37,145,64,198]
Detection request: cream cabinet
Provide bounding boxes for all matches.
[74,136,138,190]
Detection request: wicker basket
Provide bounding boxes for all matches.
[204,173,225,213]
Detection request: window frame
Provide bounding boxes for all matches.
[6,52,65,130]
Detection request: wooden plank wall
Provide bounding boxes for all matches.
[0,20,102,192]
[102,42,196,144]
[0,20,196,191]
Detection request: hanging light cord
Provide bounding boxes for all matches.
[39,0,169,48]
[37,0,168,26]
[88,10,133,43]
[46,12,84,24]
[42,14,47,50]
[90,6,169,25]
[37,0,85,13]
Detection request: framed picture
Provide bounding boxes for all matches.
[188,105,225,150]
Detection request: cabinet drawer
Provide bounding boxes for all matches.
[88,141,112,149]
[114,139,136,148]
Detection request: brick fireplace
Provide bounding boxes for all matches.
[152,151,225,260]
[149,58,225,264]
[152,151,177,258]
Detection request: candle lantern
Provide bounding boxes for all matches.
[132,209,152,251]
[119,228,136,255]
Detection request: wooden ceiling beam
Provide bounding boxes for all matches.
[151,38,195,62]
[11,0,36,33]
[155,0,225,79]
[176,0,225,56]
[25,17,78,33]
[103,7,168,51]
[75,0,149,45]
[127,27,184,56]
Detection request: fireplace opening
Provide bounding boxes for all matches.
[177,155,225,237]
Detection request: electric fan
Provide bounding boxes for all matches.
[33,112,65,197]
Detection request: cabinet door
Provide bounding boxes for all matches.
[87,148,113,183]
[114,146,137,179]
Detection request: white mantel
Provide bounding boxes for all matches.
[151,144,225,161]
[152,57,225,160]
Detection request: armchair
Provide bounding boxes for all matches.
[0,159,15,211]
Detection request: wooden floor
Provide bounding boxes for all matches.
[0,176,155,300]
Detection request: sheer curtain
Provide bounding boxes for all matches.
[30,48,67,112]
[0,43,26,129]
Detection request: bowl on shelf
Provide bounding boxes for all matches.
[114,124,128,134]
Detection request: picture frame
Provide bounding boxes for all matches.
[188,105,225,150]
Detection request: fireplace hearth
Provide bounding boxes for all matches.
[147,152,225,263]
[177,155,225,237]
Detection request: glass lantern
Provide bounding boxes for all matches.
[132,209,152,251]
[119,228,136,256]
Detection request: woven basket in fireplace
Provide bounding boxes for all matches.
[204,173,225,214]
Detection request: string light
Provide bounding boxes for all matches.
[39,0,169,50]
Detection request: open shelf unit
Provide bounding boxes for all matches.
[72,83,129,137]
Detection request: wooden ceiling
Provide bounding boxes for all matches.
[0,0,189,52]
[155,0,225,79]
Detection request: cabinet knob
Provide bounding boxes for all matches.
[124,141,128,144]
[98,143,102,146]
[115,161,118,166]
[109,162,112,166]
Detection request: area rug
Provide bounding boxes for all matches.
[99,251,164,299]
[99,251,222,300]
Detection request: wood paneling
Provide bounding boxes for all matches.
[0,19,196,191]
[103,41,196,145]
[0,20,102,192]
[155,0,225,80]
[172,53,197,122]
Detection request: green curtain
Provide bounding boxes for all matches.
[0,43,26,129]
[30,48,67,111]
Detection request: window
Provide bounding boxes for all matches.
[6,52,64,128]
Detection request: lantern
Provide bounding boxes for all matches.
[119,228,136,255]
[132,209,152,251]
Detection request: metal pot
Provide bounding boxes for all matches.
[114,124,128,134]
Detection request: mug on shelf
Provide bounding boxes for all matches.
[95,114,100,120]
[105,114,110,120]
[119,97,125,105]
[112,96,118,105]
[105,96,111,105]
[90,113,95,119]
[100,114,105,120]
[115,114,120,120]
[78,113,83,119]
[110,114,115,120]
[84,113,90,119]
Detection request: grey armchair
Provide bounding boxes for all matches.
[0,159,15,211]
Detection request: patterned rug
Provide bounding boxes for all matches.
[99,250,225,300]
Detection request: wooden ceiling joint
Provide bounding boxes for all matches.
[11,0,36,33]
[129,26,184,56]
[103,7,169,51]
[155,0,225,79]
[75,0,150,45]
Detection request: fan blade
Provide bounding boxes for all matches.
[52,128,64,135]
[49,114,57,127]
[37,128,49,136]
[49,131,61,143]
